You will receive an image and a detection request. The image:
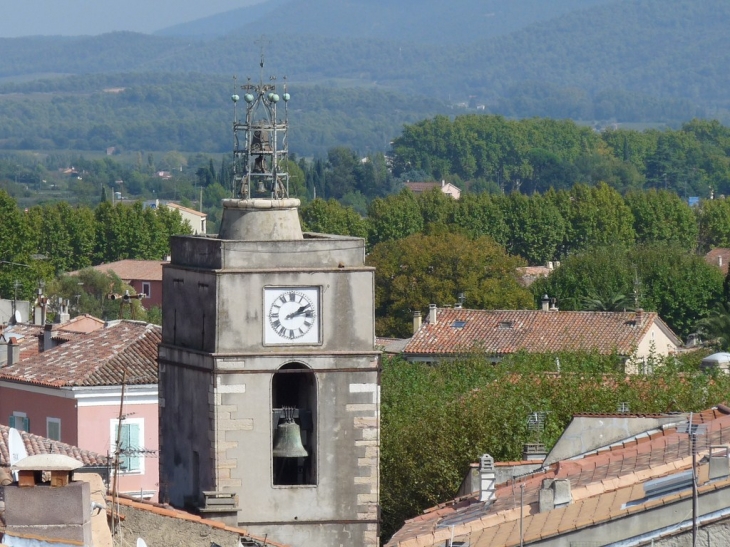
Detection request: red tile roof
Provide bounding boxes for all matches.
[69,259,167,281]
[403,308,681,357]
[0,425,108,467]
[166,202,207,218]
[705,247,730,275]
[387,407,730,546]
[0,321,160,388]
[114,495,288,547]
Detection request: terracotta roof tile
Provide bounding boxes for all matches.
[0,321,159,388]
[387,407,730,547]
[113,495,288,547]
[0,425,107,467]
[403,308,681,357]
[166,202,207,218]
[705,247,730,275]
[69,259,167,281]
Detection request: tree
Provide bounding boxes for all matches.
[561,183,636,254]
[380,352,730,541]
[299,199,368,239]
[366,232,532,337]
[498,192,566,264]
[533,244,724,338]
[367,189,424,247]
[624,189,697,250]
[696,198,730,251]
[49,269,145,321]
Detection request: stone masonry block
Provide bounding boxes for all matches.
[218,478,242,488]
[357,493,378,505]
[354,417,377,429]
[355,440,378,447]
[361,428,378,440]
[218,418,254,431]
[346,404,377,412]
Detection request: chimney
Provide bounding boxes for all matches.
[7,337,20,366]
[479,454,496,502]
[55,299,70,324]
[636,308,644,323]
[522,443,547,462]
[43,324,54,352]
[719,256,724,267]
[541,294,550,312]
[428,304,437,325]
[547,261,553,270]
[413,311,422,334]
[549,298,559,312]
[441,179,445,187]
[539,478,572,512]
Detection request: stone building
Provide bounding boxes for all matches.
[158,198,379,547]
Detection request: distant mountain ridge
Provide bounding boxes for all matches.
[155,0,617,44]
[0,0,729,133]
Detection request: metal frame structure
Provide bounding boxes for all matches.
[232,54,290,200]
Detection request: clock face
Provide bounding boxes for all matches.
[264,287,320,345]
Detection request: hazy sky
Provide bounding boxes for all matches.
[0,0,262,38]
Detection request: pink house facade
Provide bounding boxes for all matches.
[0,320,160,498]
[70,260,167,309]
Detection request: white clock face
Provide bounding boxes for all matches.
[264,287,320,345]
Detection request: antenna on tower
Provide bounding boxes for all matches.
[232,37,290,201]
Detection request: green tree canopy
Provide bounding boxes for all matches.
[532,244,724,337]
[366,231,532,337]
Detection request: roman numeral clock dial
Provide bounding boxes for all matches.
[264,287,320,345]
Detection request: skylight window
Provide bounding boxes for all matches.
[452,320,467,329]
[498,321,514,329]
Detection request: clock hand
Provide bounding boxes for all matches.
[286,304,311,320]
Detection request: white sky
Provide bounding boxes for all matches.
[0,0,262,37]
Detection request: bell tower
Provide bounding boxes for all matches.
[158,62,379,547]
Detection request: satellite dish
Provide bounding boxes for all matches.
[137,538,148,547]
[13,309,22,324]
[8,427,28,481]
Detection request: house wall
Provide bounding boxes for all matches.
[127,279,163,309]
[635,321,678,360]
[78,401,159,497]
[0,383,78,444]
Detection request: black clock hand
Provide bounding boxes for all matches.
[286,304,311,319]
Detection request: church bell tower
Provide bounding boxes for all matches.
[158,60,379,547]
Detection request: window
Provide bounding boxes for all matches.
[9,412,29,432]
[47,417,61,441]
[142,282,151,298]
[272,363,317,486]
[110,418,144,474]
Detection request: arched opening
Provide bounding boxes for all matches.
[272,362,317,485]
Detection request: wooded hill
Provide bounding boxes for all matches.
[1,0,729,133]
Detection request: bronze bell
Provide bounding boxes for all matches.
[255,178,268,194]
[273,420,308,458]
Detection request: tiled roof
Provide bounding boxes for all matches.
[167,202,207,218]
[0,424,108,467]
[705,247,730,275]
[0,321,160,388]
[69,259,167,281]
[403,308,681,357]
[404,182,440,193]
[114,495,288,547]
[387,407,730,547]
